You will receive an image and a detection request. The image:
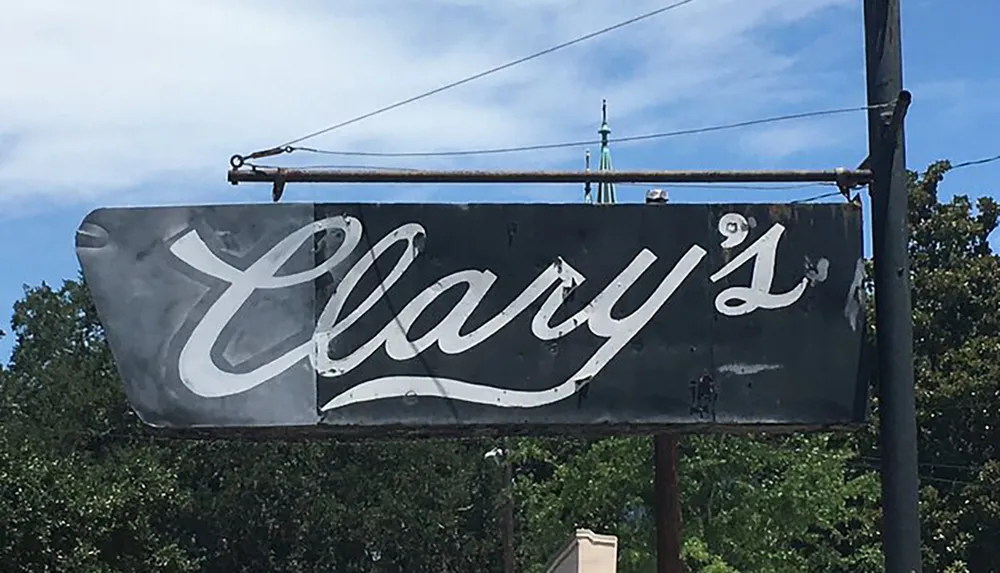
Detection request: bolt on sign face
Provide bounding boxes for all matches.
[76,202,868,437]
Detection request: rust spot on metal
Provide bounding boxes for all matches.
[768,203,794,223]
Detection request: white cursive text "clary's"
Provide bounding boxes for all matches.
[167,214,809,410]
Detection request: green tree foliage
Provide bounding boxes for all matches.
[2,280,132,454]
[514,435,883,573]
[903,161,999,573]
[0,436,200,572]
[0,280,507,572]
[0,160,995,571]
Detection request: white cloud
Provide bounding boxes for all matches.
[737,119,852,162]
[907,77,1000,123]
[0,0,860,206]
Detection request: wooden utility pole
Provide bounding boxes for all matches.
[863,0,922,571]
[654,435,684,573]
[502,446,515,573]
[646,189,684,573]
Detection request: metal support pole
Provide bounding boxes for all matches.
[646,189,684,573]
[863,0,922,571]
[654,435,684,573]
[500,441,515,573]
[486,443,516,573]
[227,167,873,186]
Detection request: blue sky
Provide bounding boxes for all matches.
[0,0,997,363]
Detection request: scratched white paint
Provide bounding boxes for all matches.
[843,257,865,331]
[717,363,784,376]
[166,212,817,407]
[805,256,831,285]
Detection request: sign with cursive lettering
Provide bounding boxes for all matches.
[76,202,869,436]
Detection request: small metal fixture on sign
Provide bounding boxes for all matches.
[645,188,669,204]
[271,170,286,203]
[845,90,912,204]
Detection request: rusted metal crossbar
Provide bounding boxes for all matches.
[228,167,873,186]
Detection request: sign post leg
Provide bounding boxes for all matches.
[644,189,685,573]
[654,435,684,573]
[503,440,515,573]
[863,0,922,571]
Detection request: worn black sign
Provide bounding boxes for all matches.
[76,203,869,435]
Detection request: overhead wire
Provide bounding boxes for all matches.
[263,0,702,151]
[288,103,889,158]
[851,457,998,489]
[602,181,844,202]
[952,153,1000,170]
[749,151,1000,201]
[618,182,832,191]
[789,188,846,203]
[245,163,421,172]
[856,456,992,473]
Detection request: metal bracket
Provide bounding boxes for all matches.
[229,145,293,171]
[852,90,911,202]
[882,90,912,142]
[272,169,287,202]
[835,167,855,203]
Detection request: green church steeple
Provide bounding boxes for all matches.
[583,100,616,205]
[595,99,615,204]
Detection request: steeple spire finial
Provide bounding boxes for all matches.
[599,99,611,144]
[596,99,615,204]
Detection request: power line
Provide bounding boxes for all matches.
[857,456,989,473]
[952,153,1000,170]
[786,152,1000,194]
[290,103,888,158]
[851,458,997,489]
[246,163,421,172]
[268,0,701,150]
[789,189,845,204]
[600,182,844,203]
[621,182,831,191]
